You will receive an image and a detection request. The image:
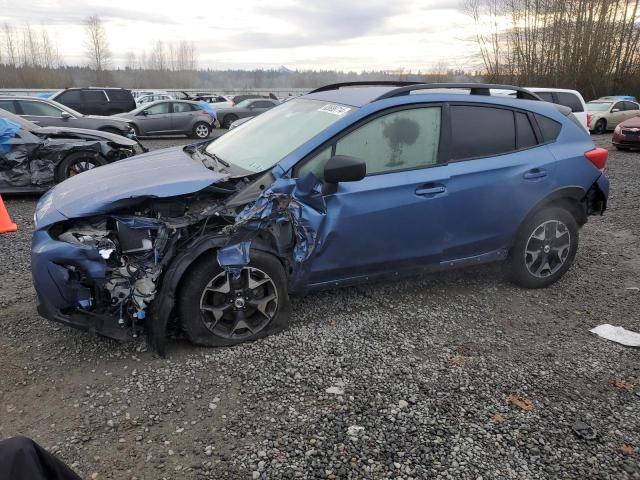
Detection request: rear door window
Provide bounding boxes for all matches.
[145,103,170,115]
[449,106,516,160]
[57,90,82,103]
[172,102,192,113]
[624,101,639,111]
[556,92,583,112]
[515,112,537,149]
[83,90,108,103]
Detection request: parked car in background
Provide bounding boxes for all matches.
[217,98,279,128]
[31,82,608,353]
[192,94,233,109]
[50,88,136,116]
[586,99,640,133]
[0,96,134,137]
[114,100,215,138]
[612,116,640,150]
[231,94,271,106]
[599,95,637,102]
[511,88,589,132]
[0,109,138,193]
[136,93,174,105]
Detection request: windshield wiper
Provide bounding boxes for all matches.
[199,146,230,168]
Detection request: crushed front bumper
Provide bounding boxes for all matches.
[31,229,129,340]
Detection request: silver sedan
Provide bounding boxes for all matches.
[115,100,216,138]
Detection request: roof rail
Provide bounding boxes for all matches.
[309,81,424,94]
[373,83,543,102]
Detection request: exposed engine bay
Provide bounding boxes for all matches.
[48,179,261,337]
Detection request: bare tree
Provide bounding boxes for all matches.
[3,23,17,67]
[464,0,640,97]
[84,15,111,71]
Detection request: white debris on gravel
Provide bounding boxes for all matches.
[590,324,640,347]
[325,386,344,395]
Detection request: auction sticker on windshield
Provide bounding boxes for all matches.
[318,104,352,116]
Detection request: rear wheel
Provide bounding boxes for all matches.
[593,119,607,134]
[222,114,238,129]
[179,250,291,347]
[55,151,107,182]
[191,122,211,139]
[508,207,579,288]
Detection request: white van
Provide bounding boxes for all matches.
[510,87,589,133]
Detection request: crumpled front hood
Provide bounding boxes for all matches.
[35,146,227,228]
[35,126,137,146]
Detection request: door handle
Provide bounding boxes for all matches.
[415,185,446,196]
[523,168,547,180]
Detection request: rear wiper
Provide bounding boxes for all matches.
[199,146,230,168]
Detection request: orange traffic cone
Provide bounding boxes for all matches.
[0,195,17,233]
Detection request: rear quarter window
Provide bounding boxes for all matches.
[556,92,584,112]
[534,114,562,142]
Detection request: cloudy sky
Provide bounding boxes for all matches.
[0,0,479,71]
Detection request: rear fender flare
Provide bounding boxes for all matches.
[516,186,587,236]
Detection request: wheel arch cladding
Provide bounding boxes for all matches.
[518,186,589,237]
[147,172,326,355]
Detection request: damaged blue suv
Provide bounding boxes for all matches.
[32,82,609,354]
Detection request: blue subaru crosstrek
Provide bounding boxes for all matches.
[31,82,609,354]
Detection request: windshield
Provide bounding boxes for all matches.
[206,98,356,173]
[587,102,612,112]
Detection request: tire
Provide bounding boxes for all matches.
[55,151,107,182]
[508,207,579,288]
[131,125,141,137]
[191,122,211,139]
[179,250,291,347]
[593,119,607,134]
[222,114,238,129]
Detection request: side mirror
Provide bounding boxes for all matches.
[141,110,149,116]
[612,108,620,113]
[60,111,72,119]
[324,155,366,184]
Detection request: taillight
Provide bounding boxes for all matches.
[587,112,592,126]
[585,147,608,171]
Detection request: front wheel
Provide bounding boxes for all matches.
[55,151,107,182]
[508,207,579,288]
[179,250,291,347]
[192,122,211,139]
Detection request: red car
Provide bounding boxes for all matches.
[613,116,640,150]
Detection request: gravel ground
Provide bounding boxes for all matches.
[0,133,638,480]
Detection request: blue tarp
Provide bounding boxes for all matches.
[198,101,217,120]
[0,118,21,154]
